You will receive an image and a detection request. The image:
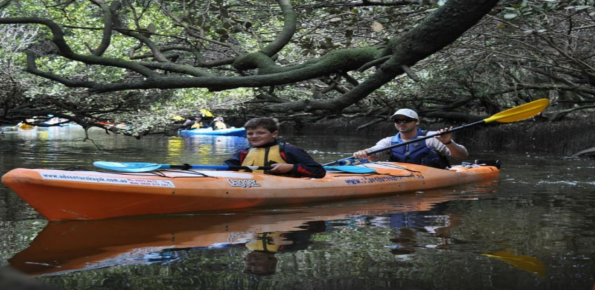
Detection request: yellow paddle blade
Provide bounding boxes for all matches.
[484,98,549,123]
[200,108,214,118]
[484,251,546,278]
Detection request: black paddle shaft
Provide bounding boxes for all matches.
[172,164,194,170]
[229,165,273,171]
[366,119,486,155]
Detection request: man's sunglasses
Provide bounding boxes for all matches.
[394,118,416,124]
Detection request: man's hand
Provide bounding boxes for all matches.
[353,150,370,159]
[435,126,453,144]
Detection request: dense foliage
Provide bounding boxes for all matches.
[0,0,593,136]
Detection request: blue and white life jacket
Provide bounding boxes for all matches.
[389,129,450,169]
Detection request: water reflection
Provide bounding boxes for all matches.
[244,221,325,276]
[181,135,248,154]
[483,250,546,278]
[164,135,248,164]
[167,137,185,158]
[9,186,487,277]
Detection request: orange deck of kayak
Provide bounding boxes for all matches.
[1,162,499,221]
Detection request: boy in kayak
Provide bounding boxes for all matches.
[224,117,326,178]
[353,108,468,169]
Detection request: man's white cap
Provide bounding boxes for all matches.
[390,108,419,120]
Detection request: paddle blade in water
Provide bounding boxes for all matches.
[483,250,546,278]
[484,98,549,123]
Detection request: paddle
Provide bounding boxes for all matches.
[323,166,376,174]
[324,98,550,166]
[93,161,272,173]
[94,161,376,174]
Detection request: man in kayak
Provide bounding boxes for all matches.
[353,108,468,169]
[224,117,326,178]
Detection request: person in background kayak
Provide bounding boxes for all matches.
[353,108,469,169]
[180,116,194,130]
[224,117,326,178]
[210,116,228,130]
[190,115,208,129]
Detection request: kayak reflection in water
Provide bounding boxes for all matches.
[244,251,277,276]
[244,221,326,276]
[365,207,462,255]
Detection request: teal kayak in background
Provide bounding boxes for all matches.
[179,127,246,137]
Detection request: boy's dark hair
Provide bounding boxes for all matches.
[244,117,279,132]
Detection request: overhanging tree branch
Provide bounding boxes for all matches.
[266,0,501,113]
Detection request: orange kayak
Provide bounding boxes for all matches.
[1,162,499,221]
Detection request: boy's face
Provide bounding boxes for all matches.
[246,126,278,147]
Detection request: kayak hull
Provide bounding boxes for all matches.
[179,127,246,136]
[1,162,499,221]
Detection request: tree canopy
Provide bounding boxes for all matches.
[0,0,593,136]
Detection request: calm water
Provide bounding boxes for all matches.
[1,126,594,290]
